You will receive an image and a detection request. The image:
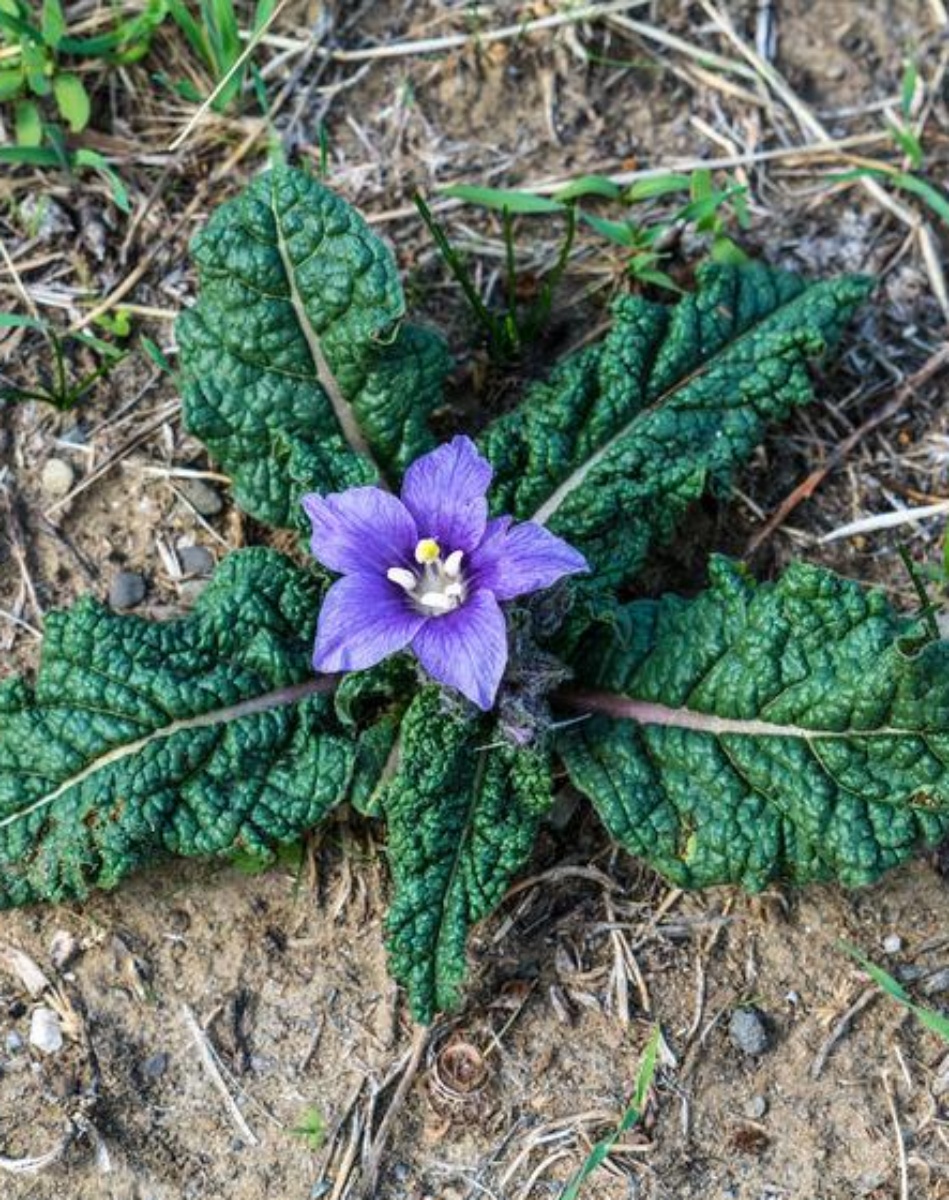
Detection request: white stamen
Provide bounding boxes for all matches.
[387,567,417,592]
[444,549,464,578]
[419,591,454,612]
[444,582,464,599]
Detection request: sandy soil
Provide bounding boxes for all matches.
[2,2,949,1198]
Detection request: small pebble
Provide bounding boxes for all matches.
[143,1052,169,1080]
[40,458,75,499]
[109,571,147,610]
[922,967,949,996]
[29,1007,63,1055]
[746,1094,768,1119]
[49,929,80,972]
[178,478,224,517]
[178,579,208,607]
[57,424,87,446]
[20,195,73,242]
[5,1031,24,1054]
[729,1007,772,1057]
[178,545,215,577]
[882,934,903,955]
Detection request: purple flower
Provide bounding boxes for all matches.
[302,436,588,710]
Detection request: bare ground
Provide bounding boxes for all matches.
[2,2,949,1197]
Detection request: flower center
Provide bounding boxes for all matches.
[387,539,467,616]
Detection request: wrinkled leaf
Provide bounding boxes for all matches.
[561,557,949,891]
[177,166,450,528]
[480,264,872,590]
[384,689,552,1022]
[0,550,357,906]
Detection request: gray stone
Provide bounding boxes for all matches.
[178,546,215,577]
[922,967,949,996]
[40,458,75,499]
[143,1052,169,1079]
[178,580,208,607]
[178,479,224,516]
[29,1007,63,1055]
[729,1007,772,1057]
[49,929,80,971]
[5,1031,24,1053]
[109,571,146,610]
[20,195,73,242]
[746,1094,768,1119]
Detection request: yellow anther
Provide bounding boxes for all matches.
[415,538,440,564]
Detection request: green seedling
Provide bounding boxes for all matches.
[164,0,275,112]
[0,312,127,410]
[560,1026,661,1199]
[839,941,949,1044]
[414,190,576,364]
[444,165,750,294]
[290,1106,326,1152]
[0,0,165,148]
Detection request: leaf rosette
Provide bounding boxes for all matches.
[3,167,941,1024]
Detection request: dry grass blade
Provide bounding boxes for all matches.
[357,1023,432,1200]
[698,0,949,315]
[168,0,292,151]
[747,344,949,553]
[181,1004,259,1147]
[261,1,654,59]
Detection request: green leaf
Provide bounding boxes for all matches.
[440,183,566,214]
[0,146,61,167]
[625,173,692,201]
[40,0,64,47]
[0,549,358,907]
[560,1025,661,1199]
[0,68,23,101]
[552,175,623,202]
[384,689,552,1022]
[177,167,450,528]
[579,210,637,246]
[839,942,949,1043]
[72,148,131,212]
[14,98,42,146]
[53,72,90,132]
[560,557,949,892]
[479,264,872,591]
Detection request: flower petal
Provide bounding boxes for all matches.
[302,487,417,576]
[314,574,425,672]
[411,589,507,710]
[469,518,588,601]
[400,435,492,553]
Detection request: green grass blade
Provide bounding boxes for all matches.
[839,941,949,1043]
[73,149,131,212]
[0,312,49,331]
[579,210,635,246]
[552,174,622,202]
[625,173,692,201]
[165,0,212,68]
[414,191,502,347]
[441,183,565,215]
[559,1026,661,1200]
[0,145,61,166]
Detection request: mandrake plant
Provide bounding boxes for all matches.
[3,166,948,1024]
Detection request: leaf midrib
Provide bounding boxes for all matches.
[559,689,936,741]
[531,279,816,525]
[270,178,385,481]
[0,678,334,836]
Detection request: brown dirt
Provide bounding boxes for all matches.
[2,2,949,1198]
